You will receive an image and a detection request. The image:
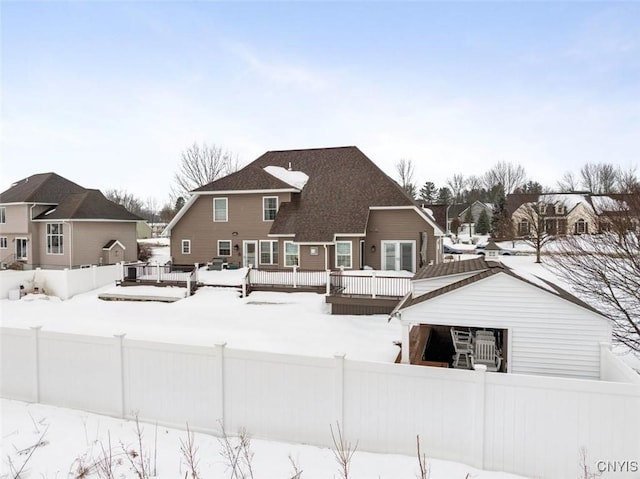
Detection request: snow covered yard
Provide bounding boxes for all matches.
[1,286,401,362]
[1,399,527,479]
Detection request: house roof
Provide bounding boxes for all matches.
[0,172,85,204]
[33,189,141,221]
[413,256,488,280]
[190,146,441,242]
[507,192,593,216]
[402,257,605,317]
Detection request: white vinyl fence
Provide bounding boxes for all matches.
[0,263,123,300]
[1,327,639,479]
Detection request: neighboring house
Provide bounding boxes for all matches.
[449,201,493,237]
[163,146,445,272]
[393,257,612,379]
[136,221,153,239]
[0,173,141,269]
[508,192,598,238]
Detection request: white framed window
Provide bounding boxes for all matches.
[284,241,299,267]
[213,197,228,222]
[0,237,7,249]
[181,239,191,254]
[576,218,587,234]
[263,196,278,221]
[518,220,530,236]
[0,207,5,224]
[260,240,278,265]
[336,241,352,269]
[46,223,64,255]
[218,240,231,256]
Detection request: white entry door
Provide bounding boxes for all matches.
[243,240,257,268]
[382,241,415,272]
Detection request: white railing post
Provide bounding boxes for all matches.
[326,270,331,295]
[156,263,160,283]
[194,263,199,283]
[401,320,411,364]
[120,261,125,281]
[186,277,191,297]
[371,271,377,299]
[293,265,298,288]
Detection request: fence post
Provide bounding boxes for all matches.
[156,263,160,283]
[62,268,70,300]
[114,333,126,418]
[334,353,345,431]
[120,261,125,281]
[326,270,331,295]
[371,271,377,299]
[293,265,298,288]
[92,265,97,290]
[194,263,199,283]
[31,326,42,403]
[186,277,191,297]
[472,365,487,469]
[216,342,227,433]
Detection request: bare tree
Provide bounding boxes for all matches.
[483,161,527,194]
[172,143,239,199]
[105,189,145,216]
[545,189,640,353]
[616,166,639,193]
[395,158,417,198]
[580,163,618,194]
[446,173,466,203]
[512,195,563,263]
[557,171,578,192]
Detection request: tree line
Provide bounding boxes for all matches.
[396,159,639,205]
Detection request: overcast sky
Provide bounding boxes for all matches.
[2,2,639,206]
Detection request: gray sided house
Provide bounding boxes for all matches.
[164,146,445,272]
[0,173,141,269]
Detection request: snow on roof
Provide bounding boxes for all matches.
[263,165,309,190]
[590,195,627,214]
[540,193,592,211]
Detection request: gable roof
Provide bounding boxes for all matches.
[402,257,605,316]
[177,146,442,242]
[507,192,594,216]
[32,189,142,221]
[0,172,85,204]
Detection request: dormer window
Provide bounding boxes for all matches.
[576,218,587,234]
[556,204,565,214]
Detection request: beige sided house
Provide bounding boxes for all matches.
[508,192,598,238]
[164,146,445,271]
[0,173,141,269]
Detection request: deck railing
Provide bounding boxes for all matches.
[330,272,411,298]
[249,267,329,289]
[122,262,198,295]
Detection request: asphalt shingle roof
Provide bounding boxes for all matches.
[1,173,142,221]
[193,146,420,242]
[33,189,141,221]
[0,173,85,204]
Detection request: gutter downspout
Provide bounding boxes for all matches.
[323,244,328,271]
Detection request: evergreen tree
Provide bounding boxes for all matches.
[419,181,437,204]
[491,189,513,241]
[477,209,491,235]
[437,187,452,205]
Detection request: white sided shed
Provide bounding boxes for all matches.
[397,258,612,380]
